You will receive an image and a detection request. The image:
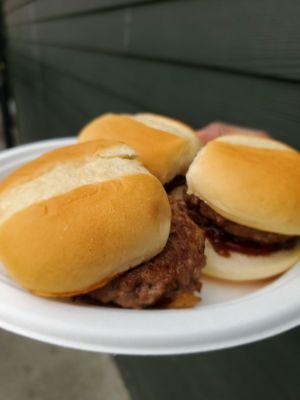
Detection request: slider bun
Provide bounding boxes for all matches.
[187,135,300,235]
[214,133,295,151]
[0,140,171,297]
[78,113,202,184]
[203,239,300,281]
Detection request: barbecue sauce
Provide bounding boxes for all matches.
[186,205,297,258]
[205,225,296,257]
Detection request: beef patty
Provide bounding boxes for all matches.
[185,193,293,245]
[87,197,206,309]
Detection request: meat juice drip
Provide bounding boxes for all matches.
[205,225,297,257]
[184,193,298,258]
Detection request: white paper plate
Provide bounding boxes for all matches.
[0,138,299,355]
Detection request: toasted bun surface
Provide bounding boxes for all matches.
[187,135,300,235]
[203,239,300,281]
[0,140,171,297]
[78,113,201,184]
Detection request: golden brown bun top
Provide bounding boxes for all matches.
[187,135,300,235]
[78,113,202,183]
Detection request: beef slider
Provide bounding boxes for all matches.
[185,134,300,281]
[87,197,206,309]
[185,194,294,245]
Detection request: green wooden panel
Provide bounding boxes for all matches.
[4,0,157,20]
[5,0,300,81]
[117,327,300,400]
[12,80,84,143]
[8,53,138,143]
[7,46,300,148]
[3,0,34,15]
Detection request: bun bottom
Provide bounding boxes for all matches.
[169,185,185,199]
[203,239,300,282]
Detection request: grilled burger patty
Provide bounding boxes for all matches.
[185,193,294,245]
[87,197,206,308]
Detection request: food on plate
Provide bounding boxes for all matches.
[185,134,300,281]
[88,197,205,308]
[78,113,202,190]
[0,140,170,297]
[0,140,205,308]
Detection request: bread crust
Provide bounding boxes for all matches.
[0,141,171,296]
[0,174,170,296]
[187,139,300,235]
[78,113,201,183]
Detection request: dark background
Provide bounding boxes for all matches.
[1,1,300,399]
[1,0,300,149]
